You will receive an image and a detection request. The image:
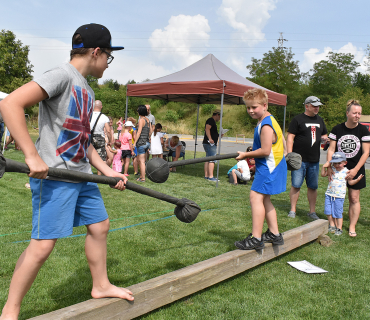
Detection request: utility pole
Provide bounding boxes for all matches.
[277,32,287,49]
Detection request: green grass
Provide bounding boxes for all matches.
[1,140,370,319]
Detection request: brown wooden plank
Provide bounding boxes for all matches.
[30,219,328,320]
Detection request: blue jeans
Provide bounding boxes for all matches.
[203,143,217,163]
[291,161,319,190]
[137,142,150,155]
[169,150,184,158]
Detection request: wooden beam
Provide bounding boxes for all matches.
[30,219,328,320]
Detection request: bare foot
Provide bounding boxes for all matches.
[91,284,134,301]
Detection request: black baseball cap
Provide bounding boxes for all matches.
[72,23,124,51]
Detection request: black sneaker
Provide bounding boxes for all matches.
[235,233,265,250]
[261,229,284,245]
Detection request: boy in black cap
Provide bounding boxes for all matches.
[0,24,133,319]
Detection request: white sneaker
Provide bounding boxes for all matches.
[288,211,296,218]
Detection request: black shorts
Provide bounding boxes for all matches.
[121,150,132,159]
[347,166,366,190]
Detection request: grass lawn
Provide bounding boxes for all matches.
[1,138,370,319]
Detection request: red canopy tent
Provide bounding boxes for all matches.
[126,54,287,182]
[127,54,286,106]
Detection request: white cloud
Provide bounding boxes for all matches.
[300,47,332,73]
[227,55,247,74]
[103,55,171,84]
[16,32,170,84]
[300,43,368,74]
[17,33,70,79]
[217,0,277,46]
[149,14,211,69]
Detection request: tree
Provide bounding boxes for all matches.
[247,47,302,98]
[353,72,370,94]
[86,75,99,90]
[103,79,120,91]
[246,47,304,126]
[309,52,360,103]
[323,87,370,130]
[0,30,33,93]
[364,44,370,72]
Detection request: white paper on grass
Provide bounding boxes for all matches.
[287,260,328,274]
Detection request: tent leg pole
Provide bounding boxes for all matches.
[125,87,128,121]
[194,104,200,159]
[283,105,286,134]
[216,93,225,188]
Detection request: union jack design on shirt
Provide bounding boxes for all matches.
[56,85,94,163]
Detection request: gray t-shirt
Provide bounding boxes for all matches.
[148,113,155,126]
[33,63,94,174]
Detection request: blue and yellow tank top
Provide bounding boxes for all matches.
[251,115,287,195]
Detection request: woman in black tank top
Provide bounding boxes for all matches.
[133,105,152,182]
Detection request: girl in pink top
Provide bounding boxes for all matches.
[107,140,123,173]
[119,121,134,176]
[116,117,123,137]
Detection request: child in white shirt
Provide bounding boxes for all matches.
[321,151,363,235]
[228,157,251,185]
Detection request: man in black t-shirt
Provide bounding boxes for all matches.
[203,109,221,182]
[287,96,328,220]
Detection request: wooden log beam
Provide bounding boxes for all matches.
[30,220,328,320]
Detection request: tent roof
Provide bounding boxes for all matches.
[127,54,287,106]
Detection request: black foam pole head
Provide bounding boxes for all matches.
[174,198,201,223]
[146,158,170,183]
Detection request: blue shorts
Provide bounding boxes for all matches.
[30,178,108,239]
[169,150,185,158]
[291,161,319,190]
[203,144,217,163]
[324,194,345,219]
[137,142,150,155]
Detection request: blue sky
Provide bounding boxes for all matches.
[1,0,369,85]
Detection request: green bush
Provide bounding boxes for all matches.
[164,110,179,123]
[177,108,185,119]
[201,104,216,115]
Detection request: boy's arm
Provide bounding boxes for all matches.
[0,82,49,179]
[236,125,273,160]
[87,144,127,190]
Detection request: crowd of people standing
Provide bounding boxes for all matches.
[90,103,169,183]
